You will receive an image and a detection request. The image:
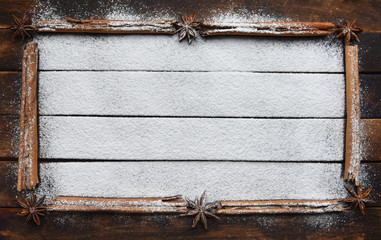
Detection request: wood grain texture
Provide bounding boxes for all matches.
[0,116,18,158]
[0,0,379,238]
[359,33,381,73]
[0,72,21,115]
[361,74,381,118]
[38,117,345,161]
[38,72,345,118]
[0,162,380,208]
[0,30,23,71]
[0,207,380,239]
[2,0,380,30]
[362,120,381,162]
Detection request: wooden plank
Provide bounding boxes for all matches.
[1,162,378,208]
[36,34,344,72]
[360,74,381,118]
[0,32,379,73]
[0,72,21,115]
[359,33,381,73]
[362,119,381,161]
[0,30,23,71]
[0,115,18,158]
[38,71,345,117]
[2,0,380,31]
[344,46,361,184]
[35,162,346,201]
[0,208,380,239]
[17,42,39,191]
[5,118,381,162]
[4,73,380,119]
[38,117,344,161]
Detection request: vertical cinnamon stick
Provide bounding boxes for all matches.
[17,42,39,191]
[344,45,361,185]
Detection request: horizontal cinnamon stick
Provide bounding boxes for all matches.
[50,196,185,207]
[46,206,187,213]
[201,21,335,30]
[200,29,331,37]
[217,205,345,215]
[35,19,177,34]
[220,200,341,208]
[344,45,361,185]
[17,42,39,191]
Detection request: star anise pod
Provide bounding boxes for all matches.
[335,19,364,46]
[17,193,46,225]
[342,184,375,215]
[181,191,220,229]
[10,14,37,40]
[175,14,199,44]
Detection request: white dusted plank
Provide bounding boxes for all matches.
[36,35,344,72]
[39,117,344,161]
[37,162,347,202]
[39,72,345,117]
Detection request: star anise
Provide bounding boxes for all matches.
[175,14,199,44]
[335,19,364,46]
[10,14,37,40]
[342,184,375,215]
[181,191,220,229]
[17,193,46,225]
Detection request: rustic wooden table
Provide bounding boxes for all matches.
[0,0,380,239]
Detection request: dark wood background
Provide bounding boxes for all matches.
[0,0,380,239]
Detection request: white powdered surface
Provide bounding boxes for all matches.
[36,162,347,202]
[31,2,350,205]
[39,117,344,161]
[38,72,345,117]
[35,34,343,72]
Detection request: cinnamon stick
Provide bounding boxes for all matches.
[200,29,331,37]
[50,196,186,207]
[17,42,39,191]
[200,21,335,30]
[344,45,361,185]
[48,196,187,213]
[35,19,177,34]
[46,206,187,213]
[217,205,345,215]
[220,200,341,208]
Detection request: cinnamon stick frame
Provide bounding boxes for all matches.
[34,18,334,36]
[13,17,365,216]
[17,42,39,191]
[344,45,361,185]
[46,197,344,214]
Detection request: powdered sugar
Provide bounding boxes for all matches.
[36,162,348,202]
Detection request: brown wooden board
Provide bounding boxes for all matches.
[0,31,23,71]
[359,33,381,73]
[362,120,381,162]
[0,207,380,239]
[1,73,381,118]
[1,118,381,161]
[0,72,21,115]
[0,116,18,159]
[0,162,380,208]
[361,74,381,118]
[0,0,380,32]
[0,0,380,238]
